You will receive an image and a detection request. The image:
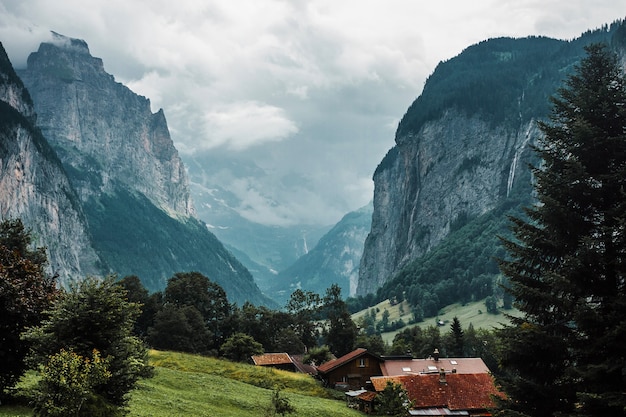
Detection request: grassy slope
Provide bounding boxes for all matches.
[352,299,522,344]
[0,350,362,417]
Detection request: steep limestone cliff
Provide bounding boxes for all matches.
[13,34,271,305]
[18,32,193,217]
[357,27,626,297]
[357,111,537,295]
[0,42,102,282]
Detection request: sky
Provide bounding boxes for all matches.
[1,1,625,226]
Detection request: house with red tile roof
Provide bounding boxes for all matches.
[251,353,297,372]
[251,353,318,375]
[371,371,504,416]
[317,348,384,390]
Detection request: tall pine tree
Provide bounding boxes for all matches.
[497,43,626,417]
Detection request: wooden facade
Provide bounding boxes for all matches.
[317,348,384,390]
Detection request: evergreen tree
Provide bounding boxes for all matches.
[449,316,464,357]
[496,43,626,416]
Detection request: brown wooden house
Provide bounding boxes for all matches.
[317,348,384,390]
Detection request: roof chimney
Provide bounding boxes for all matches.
[439,368,447,385]
[433,348,440,361]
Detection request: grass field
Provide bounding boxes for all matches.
[0,350,362,417]
[352,299,521,344]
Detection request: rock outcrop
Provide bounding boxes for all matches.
[0,41,102,282]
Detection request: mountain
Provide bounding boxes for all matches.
[186,152,331,291]
[0,41,102,281]
[357,21,626,300]
[11,33,272,306]
[268,202,372,305]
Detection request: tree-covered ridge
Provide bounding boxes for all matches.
[395,21,625,140]
[84,186,274,307]
[360,195,525,318]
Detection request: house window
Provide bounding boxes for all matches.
[358,358,367,368]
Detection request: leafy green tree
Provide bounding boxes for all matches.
[355,333,387,356]
[497,43,626,416]
[32,349,115,417]
[24,276,152,410]
[376,380,413,416]
[322,284,358,357]
[147,304,211,354]
[220,332,263,362]
[302,345,332,366]
[285,289,320,349]
[0,219,58,398]
[484,295,498,314]
[164,272,231,349]
[117,275,161,338]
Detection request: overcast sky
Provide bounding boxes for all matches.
[1,1,625,226]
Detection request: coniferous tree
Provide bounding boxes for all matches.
[449,316,464,357]
[496,43,626,417]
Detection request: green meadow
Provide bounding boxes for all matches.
[0,350,362,417]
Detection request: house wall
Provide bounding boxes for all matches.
[324,355,382,390]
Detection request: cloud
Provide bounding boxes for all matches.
[1,0,625,225]
[201,101,299,150]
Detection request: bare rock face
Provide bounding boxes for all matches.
[0,42,102,282]
[13,34,270,305]
[357,111,537,296]
[18,32,194,217]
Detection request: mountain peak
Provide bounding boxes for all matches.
[48,31,90,55]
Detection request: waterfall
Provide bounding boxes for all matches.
[507,122,533,196]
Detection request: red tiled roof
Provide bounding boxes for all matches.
[317,348,368,373]
[251,353,293,366]
[371,373,504,412]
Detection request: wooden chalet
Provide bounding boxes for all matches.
[317,348,384,390]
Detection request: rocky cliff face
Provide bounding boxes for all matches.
[357,112,537,296]
[10,34,271,305]
[18,32,193,217]
[0,42,101,282]
[357,26,626,297]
